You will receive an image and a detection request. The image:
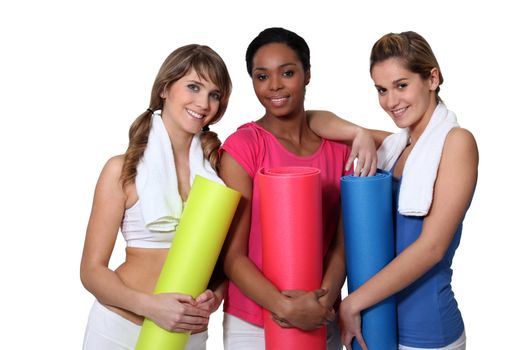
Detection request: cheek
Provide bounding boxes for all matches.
[211,100,221,114]
[253,81,266,95]
[378,95,388,111]
[252,84,268,103]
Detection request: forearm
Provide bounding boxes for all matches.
[320,218,347,307]
[81,265,149,316]
[346,240,441,313]
[367,128,392,149]
[320,242,346,309]
[225,254,288,317]
[208,260,227,298]
[307,110,362,141]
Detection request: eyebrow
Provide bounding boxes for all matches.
[374,77,409,89]
[186,79,205,86]
[253,62,298,72]
[186,79,220,91]
[393,77,408,84]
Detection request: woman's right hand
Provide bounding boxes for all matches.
[142,292,210,333]
[339,296,368,350]
[345,127,377,176]
[273,288,335,331]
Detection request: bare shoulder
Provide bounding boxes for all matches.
[306,110,337,120]
[100,155,125,179]
[439,128,479,184]
[94,155,127,195]
[447,127,477,145]
[444,127,478,161]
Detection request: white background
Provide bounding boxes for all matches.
[1,0,523,348]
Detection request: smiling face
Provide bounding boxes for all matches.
[250,42,310,118]
[160,68,221,135]
[371,57,439,133]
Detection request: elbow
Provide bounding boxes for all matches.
[79,262,96,293]
[223,249,247,280]
[79,266,90,291]
[222,252,236,279]
[425,244,447,267]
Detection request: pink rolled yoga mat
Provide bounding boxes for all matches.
[257,167,326,350]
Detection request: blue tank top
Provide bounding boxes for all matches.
[393,176,464,347]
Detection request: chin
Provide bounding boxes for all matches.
[390,119,408,129]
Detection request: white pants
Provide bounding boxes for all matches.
[223,313,342,350]
[82,300,208,350]
[398,331,466,350]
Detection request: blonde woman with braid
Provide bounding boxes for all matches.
[80,44,232,350]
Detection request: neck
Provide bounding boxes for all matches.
[259,109,310,138]
[161,117,193,155]
[408,99,439,144]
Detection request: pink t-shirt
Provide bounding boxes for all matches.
[220,122,352,327]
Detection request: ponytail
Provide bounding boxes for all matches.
[120,109,155,188]
[200,129,221,173]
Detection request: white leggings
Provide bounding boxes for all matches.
[82,300,208,350]
[398,331,466,350]
[223,313,342,350]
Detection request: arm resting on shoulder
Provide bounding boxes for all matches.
[307,110,385,175]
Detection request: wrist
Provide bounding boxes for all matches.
[353,125,366,139]
[318,285,333,307]
[273,293,292,320]
[342,293,363,316]
[133,292,153,318]
[213,280,227,301]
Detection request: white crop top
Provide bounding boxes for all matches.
[121,200,174,248]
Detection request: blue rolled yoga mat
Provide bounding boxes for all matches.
[340,170,397,350]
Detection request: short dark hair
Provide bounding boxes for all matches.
[245,27,310,76]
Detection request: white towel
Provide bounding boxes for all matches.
[377,102,459,216]
[136,110,223,232]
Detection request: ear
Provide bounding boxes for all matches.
[428,68,440,91]
[305,70,311,86]
[160,83,169,99]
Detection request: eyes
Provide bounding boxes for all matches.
[376,82,408,96]
[376,87,387,95]
[187,83,221,101]
[210,91,221,101]
[255,70,295,81]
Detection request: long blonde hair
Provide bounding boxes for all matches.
[120,44,232,188]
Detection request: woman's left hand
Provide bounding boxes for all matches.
[191,289,222,333]
[345,127,377,177]
[195,289,222,313]
[271,289,335,330]
[339,297,368,350]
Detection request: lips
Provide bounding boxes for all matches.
[186,108,205,120]
[269,96,288,107]
[391,106,408,118]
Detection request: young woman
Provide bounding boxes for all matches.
[312,31,478,350]
[219,27,377,350]
[80,44,232,350]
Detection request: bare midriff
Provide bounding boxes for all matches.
[106,247,169,325]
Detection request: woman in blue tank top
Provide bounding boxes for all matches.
[309,31,478,349]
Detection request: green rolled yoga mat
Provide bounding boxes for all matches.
[135,175,241,350]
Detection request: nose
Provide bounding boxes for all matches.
[195,91,210,111]
[268,75,283,91]
[385,90,399,110]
